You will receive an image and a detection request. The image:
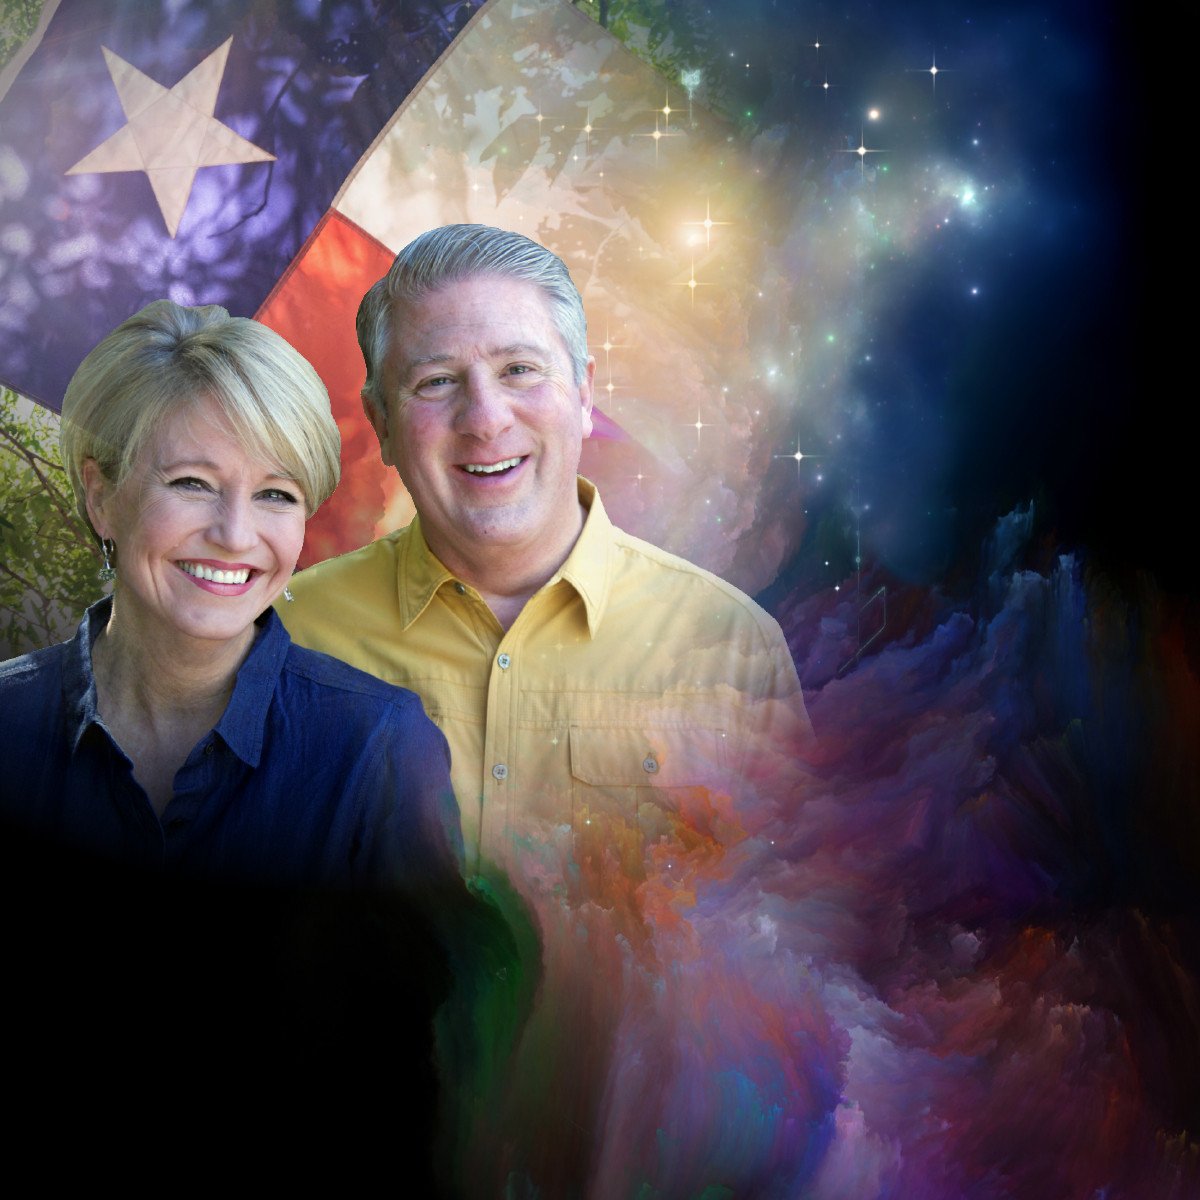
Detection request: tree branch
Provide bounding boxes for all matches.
[0,558,52,606]
[0,427,85,536]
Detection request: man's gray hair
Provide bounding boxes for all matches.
[357,224,589,410]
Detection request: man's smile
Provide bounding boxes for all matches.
[460,456,526,475]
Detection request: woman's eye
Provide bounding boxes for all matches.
[170,476,209,492]
[260,488,300,505]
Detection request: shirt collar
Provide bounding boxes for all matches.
[397,477,614,639]
[62,597,107,757]
[214,608,290,768]
[61,595,288,769]
[397,512,457,631]
[547,478,612,639]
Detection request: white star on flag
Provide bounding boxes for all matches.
[66,37,274,237]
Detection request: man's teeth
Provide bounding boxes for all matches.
[463,457,522,475]
[179,562,251,585]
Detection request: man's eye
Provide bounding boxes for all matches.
[506,364,536,377]
[419,375,454,390]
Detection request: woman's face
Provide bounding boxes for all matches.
[86,396,306,650]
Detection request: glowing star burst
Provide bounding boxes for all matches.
[839,125,885,179]
[774,444,822,476]
[592,323,628,383]
[673,259,712,307]
[660,90,676,132]
[523,104,555,136]
[684,198,731,249]
[686,409,713,445]
[66,39,275,237]
[591,322,628,405]
[574,104,601,155]
[908,51,952,92]
[638,113,676,162]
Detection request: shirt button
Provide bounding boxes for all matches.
[498,653,511,669]
[643,756,659,774]
[455,582,467,595]
[203,743,215,756]
[492,763,508,781]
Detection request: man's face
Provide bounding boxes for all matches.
[365,274,595,573]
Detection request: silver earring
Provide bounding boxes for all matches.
[98,538,116,583]
[283,586,295,603]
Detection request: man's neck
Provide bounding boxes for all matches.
[424,498,588,633]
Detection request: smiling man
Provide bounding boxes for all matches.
[279,225,814,1196]
[282,224,809,872]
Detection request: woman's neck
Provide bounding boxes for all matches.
[89,596,258,814]
[93,600,255,721]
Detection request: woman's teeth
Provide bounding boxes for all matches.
[179,562,251,585]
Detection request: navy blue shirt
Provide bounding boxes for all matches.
[0,597,463,888]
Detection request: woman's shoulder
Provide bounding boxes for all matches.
[0,642,72,771]
[0,640,68,695]
[276,641,430,719]
[1,601,102,701]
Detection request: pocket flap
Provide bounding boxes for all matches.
[568,725,724,787]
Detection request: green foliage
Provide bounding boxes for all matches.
[0,388,100,659]
[0,0,46,78]
[573,0,733,121]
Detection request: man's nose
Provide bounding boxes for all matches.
[454,369,515,441]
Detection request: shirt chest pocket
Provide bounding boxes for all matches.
[567,725,729,880]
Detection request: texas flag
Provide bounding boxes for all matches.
[1,0,795,592]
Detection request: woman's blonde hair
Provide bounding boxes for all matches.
[60,300,339,538]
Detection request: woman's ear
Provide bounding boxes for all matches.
[81,458,113,540]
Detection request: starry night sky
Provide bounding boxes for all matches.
[681,0,1158,595]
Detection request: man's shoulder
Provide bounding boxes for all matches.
[280,527,411,648]
[289,527,409,595]
[605,524,786,647]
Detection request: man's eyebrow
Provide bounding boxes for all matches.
[399,353,455,375]
[399,344,553,376]
[491,342,552,359]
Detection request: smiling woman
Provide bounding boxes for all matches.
[81,399,308,686]
[0,300,494,1189]
[0,299,463,882]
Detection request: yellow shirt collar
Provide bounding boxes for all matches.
[396,477,612,638]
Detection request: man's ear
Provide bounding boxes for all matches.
[361,390,395,468]
[81,458,113,539]
[579,356,596,440]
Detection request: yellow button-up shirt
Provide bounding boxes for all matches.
[281,480,810,879]
[282,480,813,1194]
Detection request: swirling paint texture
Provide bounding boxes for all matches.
[445,519,1197,1198]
